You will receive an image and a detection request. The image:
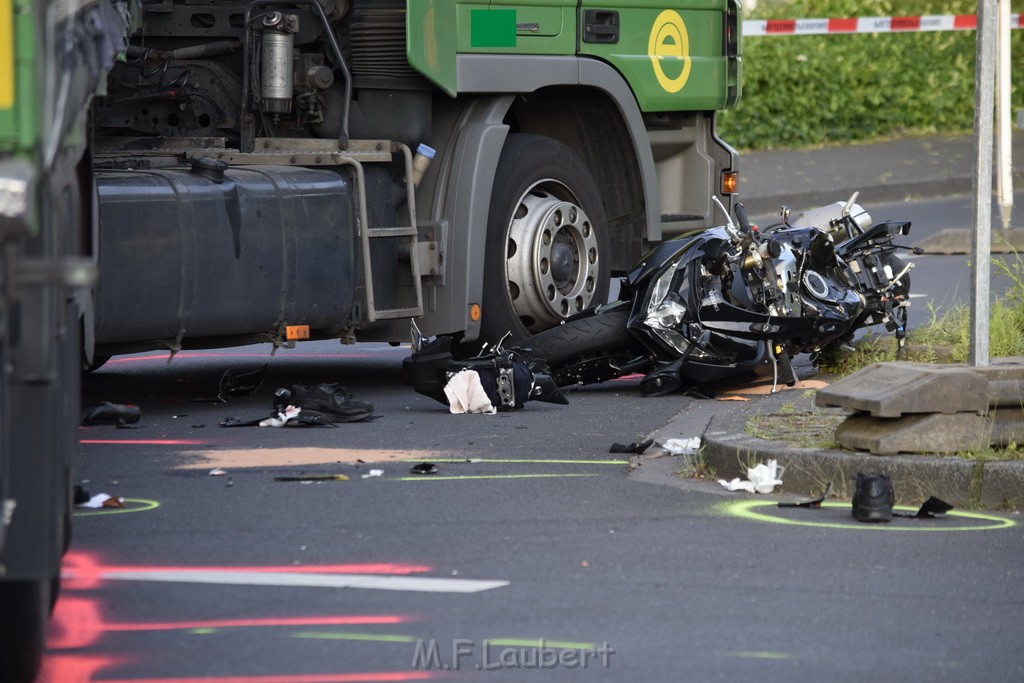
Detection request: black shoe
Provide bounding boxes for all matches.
[852,473,894,523]
[274,384,374,422]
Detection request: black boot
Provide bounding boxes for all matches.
[851,473,894,523]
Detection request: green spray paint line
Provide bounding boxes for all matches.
[718,500,1016,532]
[486,638,600,650]
[291,631,420,643]
[724,650,795,660]
[73,498,161,516]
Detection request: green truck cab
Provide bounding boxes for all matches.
[0,2,740,678]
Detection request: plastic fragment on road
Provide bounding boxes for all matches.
[361,469,384,479]
[718,459,784,494]
[662,437,702,455]
[609,438,654,454]
[209,468,228,476]
[410,462,439,475]
[779,482,833,508]
[217,363,268,401]
[81,401,141,427]
[273,474,350,482]
[443,369,497,414]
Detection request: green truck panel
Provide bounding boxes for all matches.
[408,0,737,110]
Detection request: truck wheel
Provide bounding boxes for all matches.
[0,580,50,683]
[480,134,610,345]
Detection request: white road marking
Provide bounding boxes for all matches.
[95,569,509,593]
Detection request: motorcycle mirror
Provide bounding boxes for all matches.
[842,191,860,216]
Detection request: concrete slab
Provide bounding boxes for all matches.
[815,362,989,417]
[834,412,990,455]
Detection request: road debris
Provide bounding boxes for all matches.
[404,334,567,411]
[718,459,784,494]
[444,369,497,414]
[609,439,654,455]
[662,437,701,456]
[273,474,350,482]
[209,468,228,476]
[75,493,125,509]
[217,364,268,401]
[410,462,439,475]
[361,469,384,479]
[81,402,141,427]
[219,384,376,427]
[779,482,833,508]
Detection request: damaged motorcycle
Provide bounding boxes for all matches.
[515,194,919,396]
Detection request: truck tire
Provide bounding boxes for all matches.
[480,134,610,345]
[0,579,50,683]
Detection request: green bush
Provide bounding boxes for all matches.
[719,0,1024,149]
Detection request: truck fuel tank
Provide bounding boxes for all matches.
[93,162,374,349]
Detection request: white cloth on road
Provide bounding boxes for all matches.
[444,369,497,414]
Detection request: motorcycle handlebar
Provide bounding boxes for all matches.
[733,201,753,238]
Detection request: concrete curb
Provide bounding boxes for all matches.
[699,390,1023,511]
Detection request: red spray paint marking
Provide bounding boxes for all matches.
[46,553,432,683]
[105,351,395,365]
[96,673,437,683]
[79,439,209,446]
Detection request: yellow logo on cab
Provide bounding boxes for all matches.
[648,10,691,93]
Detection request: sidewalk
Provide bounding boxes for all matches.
[655,132,1024,513]
[738,130,1024,222]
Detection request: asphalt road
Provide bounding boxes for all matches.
[43,195,1024,682]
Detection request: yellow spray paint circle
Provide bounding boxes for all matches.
[719,500,1016,532]
[648,10,691,93]
[74,498,161,516]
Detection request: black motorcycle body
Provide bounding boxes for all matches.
[519,197,914,396]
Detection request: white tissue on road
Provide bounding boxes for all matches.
[662,437,701,455]
[718,459,784,494]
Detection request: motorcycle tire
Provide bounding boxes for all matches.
[519,308,643,385]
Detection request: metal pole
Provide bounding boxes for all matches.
[995,0,1013,230]
[970,0,996,367]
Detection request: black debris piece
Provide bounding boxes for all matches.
[779,482,833,508]
[81,402,141,427]
[894,496,955,519]
[217,364,268,401]
[219,384,376,427]
[410,462,439,475]
[609,438,655,455]
[73,485,91,506]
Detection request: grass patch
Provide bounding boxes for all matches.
[745,410,847,449]
[676,448,717,481]
[955,442,1024,463]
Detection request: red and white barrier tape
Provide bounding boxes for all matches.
[744,14,1024,36]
